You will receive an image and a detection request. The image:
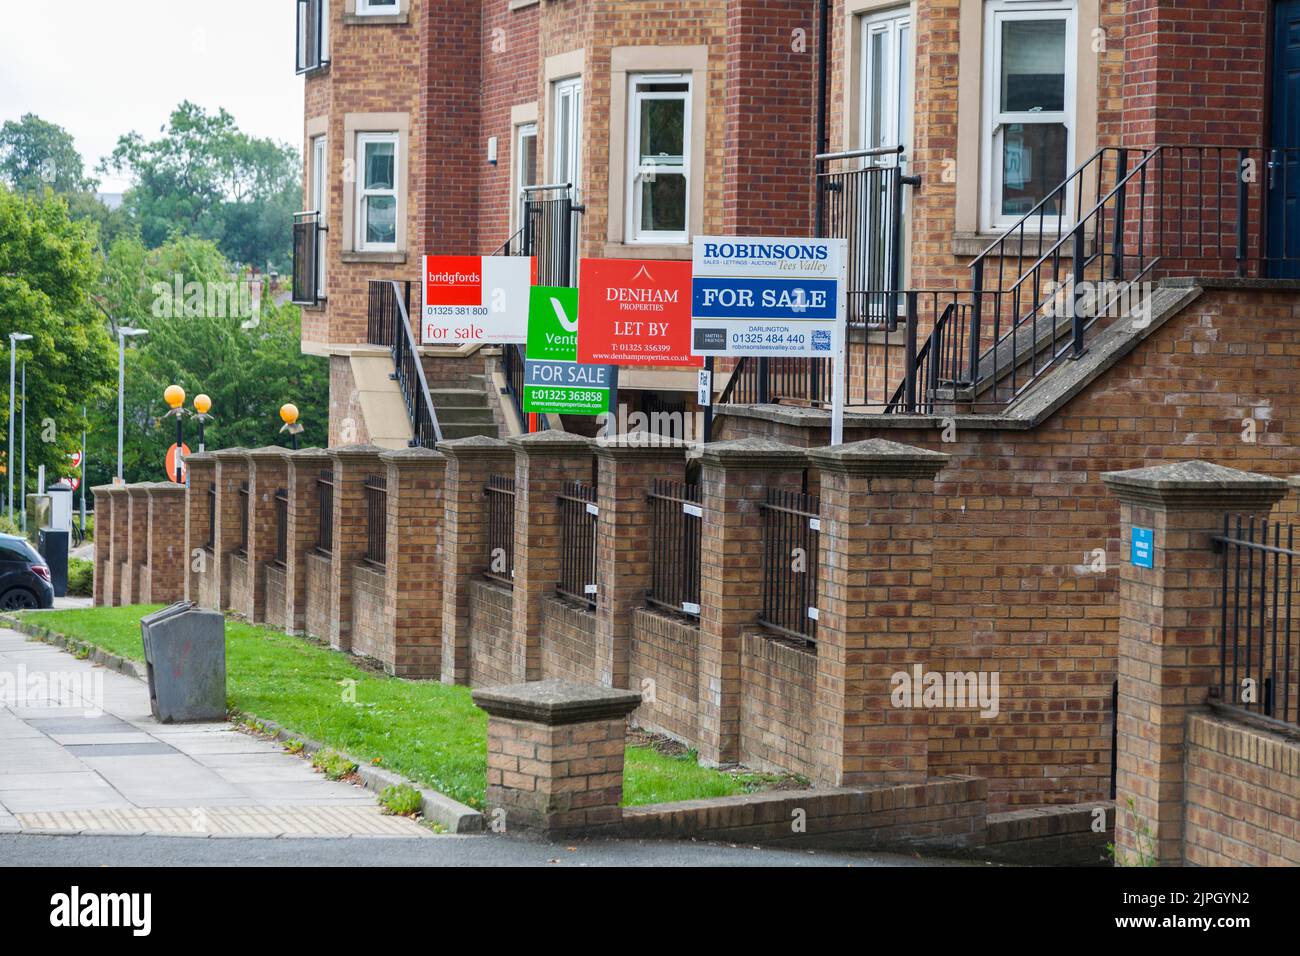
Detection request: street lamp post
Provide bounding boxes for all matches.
[193,394,212,453]
[19,361,25,532]
[7,331,32,522]
[163,385,188,484]
[116,327,148,482]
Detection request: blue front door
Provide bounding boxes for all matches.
[1269,1,1300,275]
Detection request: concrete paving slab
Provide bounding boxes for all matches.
[0,771,114,791]
[0,788,135,813]
[65,742,179,757]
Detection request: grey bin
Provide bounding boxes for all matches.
[140,602,227,723]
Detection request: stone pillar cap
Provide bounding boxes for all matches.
[281,447,332,463]
[145,482,187,494]
[92,483,125,494]
[436,435,513,459]
[125,483,153,495]
[507,430,594,456]
[472,679,642,725]
[380,446,446,466]
[184,451,217,465]
[327,443,384,461]
[210,447,251,460]
[808,438,949,478]
[594,432,692,458]
[1102,460,1289,509]
[699,437,806,470]
[247,445,291,461]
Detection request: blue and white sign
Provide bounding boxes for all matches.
[1131,526,1154,569]
[690,237,846,359]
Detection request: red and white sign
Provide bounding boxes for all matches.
[165,442,191,484]
[576,259,701,367]
[422,255,535,345]
[68,477,80,492]
[69,451,83,469]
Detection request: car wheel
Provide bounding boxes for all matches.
[0,589,38,610]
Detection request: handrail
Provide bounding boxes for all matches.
[382,280,443,446]
[815,145,904,163]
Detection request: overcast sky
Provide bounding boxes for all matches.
[0,0,304,193]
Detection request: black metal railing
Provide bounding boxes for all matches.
[759,489,820,643]
[495,183,583,287]
[292,211,325,305]
[368,280,443,447]
[237,482,250,555]
[363,473,387,566]
[484,474,515,587]
[557,480,598,608]
[1214,514,1299,729]
[206,485,216,550]
[317,469,334,554]
[647,479,701,618]
[273,488,288,566]
[295,0,328,74]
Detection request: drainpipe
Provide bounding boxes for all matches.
[814,0,831,237]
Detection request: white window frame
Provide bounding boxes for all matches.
[859,9,912,162]
[625,73,692,245]
[321,0,330,56]
[552,76,583,194]
[355,131,399,252]
[980,0,1077,232]
[357,0,398,15]
[514,122,538,228]
[311,135,328,295]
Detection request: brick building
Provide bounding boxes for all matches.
[284,1,1300,812]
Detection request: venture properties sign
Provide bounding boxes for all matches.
[576,259,700,367]
[422,255,534,344]
[523,285,613,417]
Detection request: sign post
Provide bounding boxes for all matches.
[690,236,848,444]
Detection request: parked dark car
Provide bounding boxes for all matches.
[0,533,55,610]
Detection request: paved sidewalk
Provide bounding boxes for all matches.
[0,628,428,839]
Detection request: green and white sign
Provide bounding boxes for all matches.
[523,285,612,416]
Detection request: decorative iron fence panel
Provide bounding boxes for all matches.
[647,479,702,618]
[237,482,250,555]
[317,470,334,554]
[206,485,216,550]
[760,489,820,643]
[364,474,387,566]
[274,488,289,566]
[485,475,516,587]
[1215,514,1299,729]
[557,481,598,608]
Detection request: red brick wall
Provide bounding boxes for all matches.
[228,553,251,618]
[1183,712,1300,866]
[717,285,1300,809]
[264,565,288,632]
[629,608,699,743]
[305,550,333,641]
[469,577,514,687]
[351,562,390,662]
[541,596,599,683]
[740,630,817,779]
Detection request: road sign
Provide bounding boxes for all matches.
[69,451,83,469]
[523,286,612,417]
[576,259,701,367]
[421,255,535,345]
[689,237,846,358]
[68,477,80,492]
[165,443,191,484]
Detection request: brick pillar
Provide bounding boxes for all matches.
[210,449,250,612]
[510,432,595,683]
[91,485,115,606]
[808,439,949,787]
[105,485,128,606]
[697,438,807,766]
[124,485,150,604]
[283,448,331,634]
[328,445,383,653]
[1101,460,1286,866]
[594,435,690,689]
[473,679,642,837]
[183,453,216,605]
[381,447,446,678]
[245,447,289,624]
[438,436,515,685]
[145,483,187,604]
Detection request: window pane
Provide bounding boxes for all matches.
[1001,122,1067,217]
[639,98,685,165]
[521,132,537,188]
[868,30,887,148]
[364,141,395,190]
[1000,18,1066,112]
[640,172,686,233]
[364,194,397,244]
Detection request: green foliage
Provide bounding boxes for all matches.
[379,784,423,817]
[0,114,97,195]
[312,749,359,781]
[99,102,300,271]
[0,186,116,487]
[66,557,94,597]
[0,514,20,536]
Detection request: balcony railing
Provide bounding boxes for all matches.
[296,0,329,74]
[292,211,325,305]
[367,280,443,447]
[495,183,583,287]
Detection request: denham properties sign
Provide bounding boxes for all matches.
[690,236,846,357]
[524,285,612,417]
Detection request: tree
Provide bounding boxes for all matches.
[85,235,328,487]
[0,114,98,195]
[0,186,116,496]
[99,102,301,271]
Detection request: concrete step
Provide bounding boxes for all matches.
[434,406,496,425]
[428,388,489,409]
[437,422,500,440]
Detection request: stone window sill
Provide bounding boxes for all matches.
[343,13,408,25]
[508,0,539,9]
[600,242,692,260]
[340,250,407,265]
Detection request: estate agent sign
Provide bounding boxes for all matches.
[576,259,700,367]
[523,285,613,417]
[421,254,534,345]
